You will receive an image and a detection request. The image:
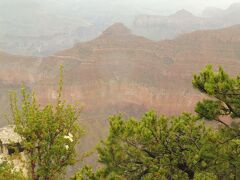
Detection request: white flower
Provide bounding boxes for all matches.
[69,137,73,142]
[64,134,73,142]
[68,133,73,138]
[65,145,69,150]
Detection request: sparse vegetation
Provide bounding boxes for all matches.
[9,66,84,179]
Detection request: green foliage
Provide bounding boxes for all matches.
[0,161,25,180]
[194,172,217,180]
[71,166,108,180]
[193,65,240,121]
[10,66,84,179]
[193,65,240,179]
[74,65,240,179]
[195,99,222,120]
[77,111,220,179]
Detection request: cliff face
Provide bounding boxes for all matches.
[132,4,240,41]
[132,14,218,40]
[0,23,240,173]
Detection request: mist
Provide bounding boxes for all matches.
[41,0,240,15]
[1,0,240,56]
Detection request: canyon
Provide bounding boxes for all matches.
[2,1,240,57]
[1,23,240,174]
[132,3,240,40]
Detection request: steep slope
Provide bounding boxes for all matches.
[132,9,220,40]
[132,3,240,41]
[0,23,240,175]
[36,24,240,172]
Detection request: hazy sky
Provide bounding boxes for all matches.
[133,0,239,12]
[1,0,240,24]
[70,0,240,15]
[1,0,239,16]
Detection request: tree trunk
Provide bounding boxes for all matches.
[30,149,37,180]
[31,161,37,180]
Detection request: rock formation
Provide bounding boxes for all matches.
[0,23,240,174]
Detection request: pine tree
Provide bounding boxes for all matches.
[193,65,240,179]
[74,112,218,179]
